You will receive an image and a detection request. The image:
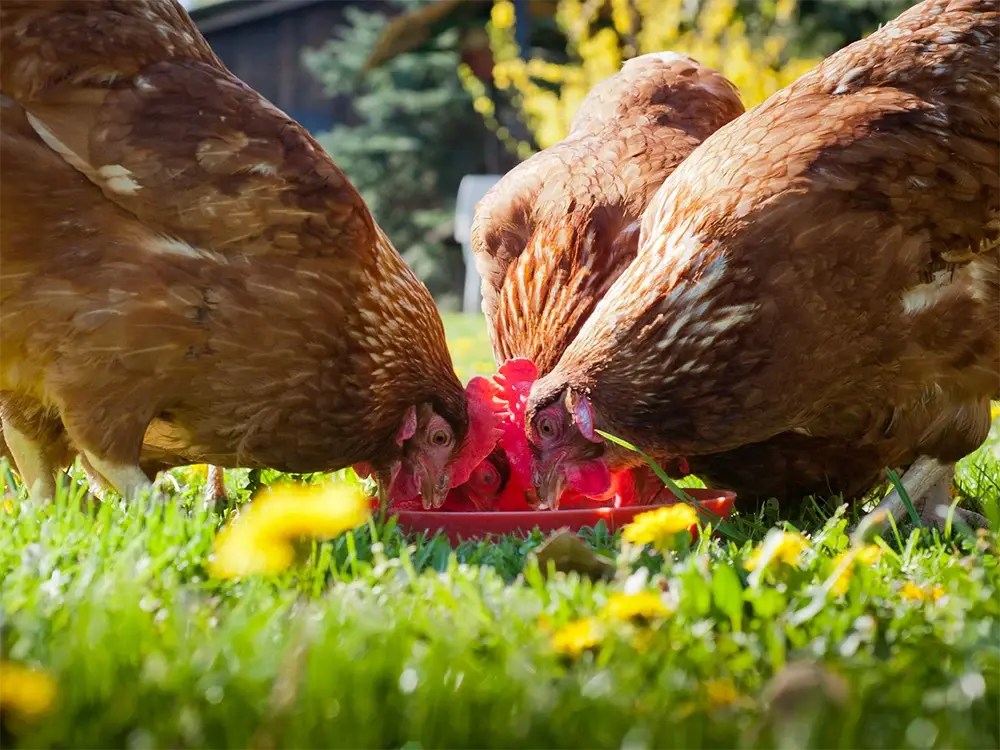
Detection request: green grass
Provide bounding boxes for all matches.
[441,312,498,383]
[2,314,998,749]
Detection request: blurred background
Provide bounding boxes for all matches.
[180,0,919,312]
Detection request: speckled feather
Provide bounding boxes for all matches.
[471,53,745,375]
[0,0,467,475]
[534,0,1000,501]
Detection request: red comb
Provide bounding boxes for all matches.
[492,358,538,488]
[449,376,505,487]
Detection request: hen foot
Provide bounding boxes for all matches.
[2,419,56,502]
[852,457,989,542]
[79,453,111,503]
[82,452,155,502]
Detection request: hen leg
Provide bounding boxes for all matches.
[854,456,988,538]
[1,418,56,502]
[203,465,227,509]
[53,385,157,502]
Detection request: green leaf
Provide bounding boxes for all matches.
[712,564,745,630]
[529,529,615,582]
[749,587,786,619]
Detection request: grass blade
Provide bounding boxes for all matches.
[885,468,922,528]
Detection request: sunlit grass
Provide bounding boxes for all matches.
[1,475,997,749]
[441,312,496,383]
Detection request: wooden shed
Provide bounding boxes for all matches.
[188,0,390,134]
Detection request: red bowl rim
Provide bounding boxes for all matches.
[392,487,735,519]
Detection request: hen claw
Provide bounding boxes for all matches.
[851,456,989,543]
[917,502,988,532]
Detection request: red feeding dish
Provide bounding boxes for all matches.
[369,357,737,543]
[388,489,736,544]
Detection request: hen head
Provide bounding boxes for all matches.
[354,376,503,509]
[444,446,534,511]
[523,374,613,509]
[521,363,692,508]
[486,357,626,509]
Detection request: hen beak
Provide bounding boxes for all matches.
[523,485,542,509]
[534,465,566,511]
[421,470,450,510]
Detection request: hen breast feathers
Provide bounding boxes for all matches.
[0,0,479,489]
[539,0,999,502]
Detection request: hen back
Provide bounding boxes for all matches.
[0,0,467,483]
[539,0,999,503]
[472,52,744,375]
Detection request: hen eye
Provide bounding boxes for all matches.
[430,428,451,447]
[537,416,557,438]
[481,469,497,485]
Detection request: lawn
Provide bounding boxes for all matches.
[1,314,998,749]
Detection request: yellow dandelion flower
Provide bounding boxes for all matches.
[211,527,296,579]
[602,591,671,623]
[2,500,14,514]
[490,0,516,31]
[622,503,698,550]
[209,482,369,579]
[674,700,698,719]
[990,403,999,421]
[551,617,604,657]
[706,678,739,709]
[0,661,57,718]
[900,582,945,602]
[744,530,809,572]
[831,544,882,595]
[856,545,883,566]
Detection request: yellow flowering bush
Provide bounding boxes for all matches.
[465,0,821,154]
[210,481,370,579]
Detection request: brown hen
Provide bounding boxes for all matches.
[524,0,999,528]
[0,0,500,507]
[469,52,744,507]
